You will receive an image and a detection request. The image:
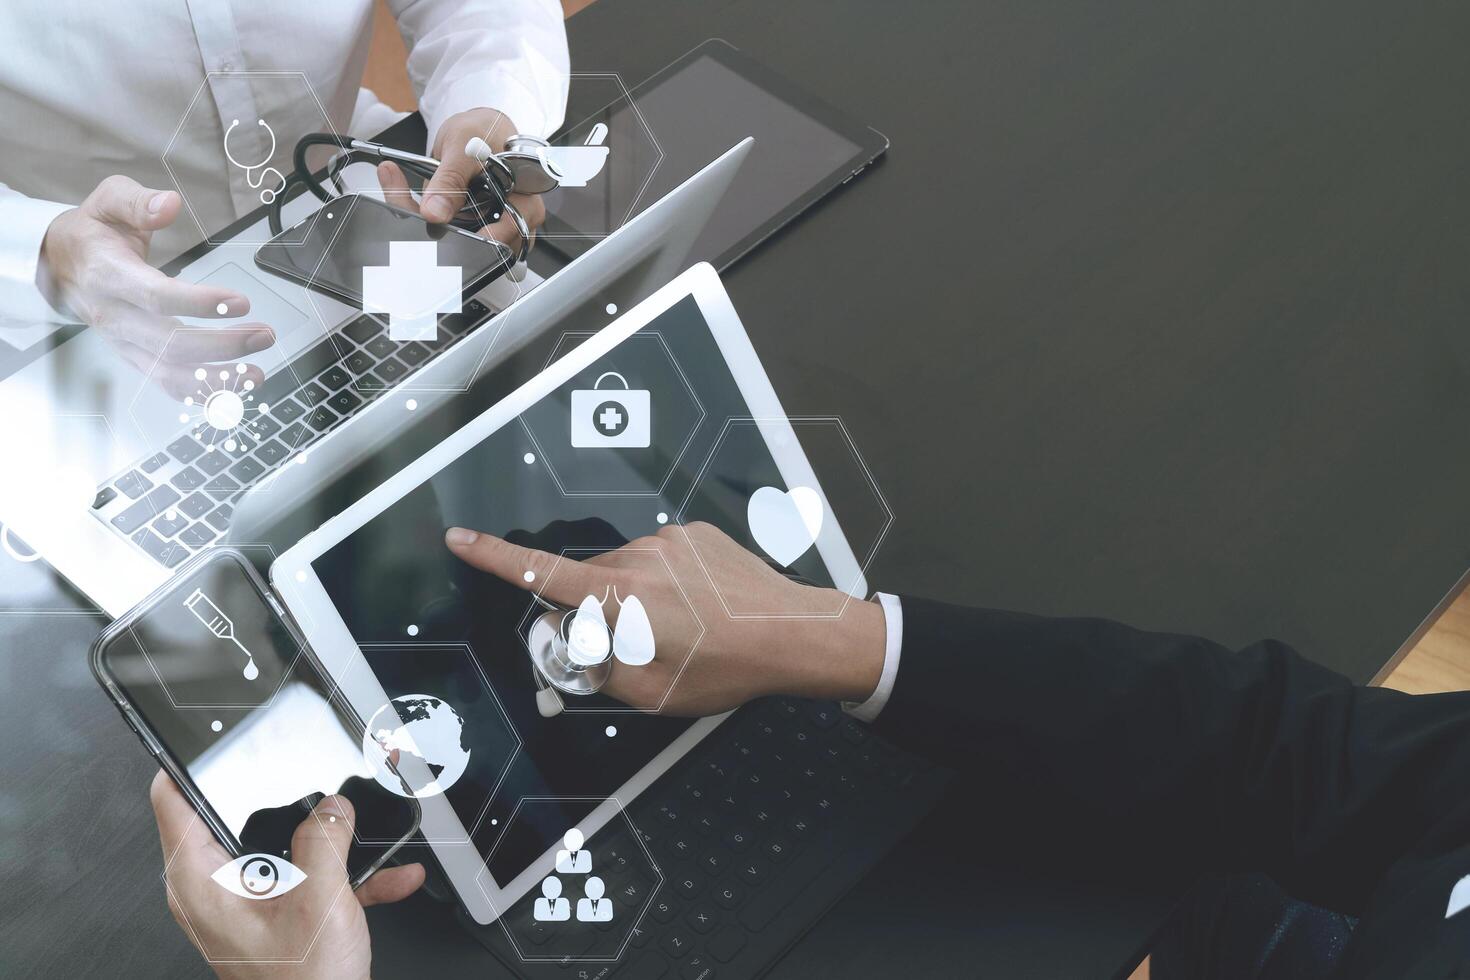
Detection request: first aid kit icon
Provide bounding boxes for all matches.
[570,372,650,448]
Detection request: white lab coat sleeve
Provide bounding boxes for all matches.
[0,181,72,323]
[842,593,904,723]
[390,0,571,149]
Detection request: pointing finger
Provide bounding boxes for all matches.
[445,527,625,606]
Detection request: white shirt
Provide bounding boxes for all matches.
[0,0,569,327]
[842,593,903,722]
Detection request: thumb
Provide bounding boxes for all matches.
[421,145,479,224]
[445,526,625,607]
[290,794,356,896]
[86,175,180,231]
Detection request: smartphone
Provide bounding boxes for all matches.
[90,549,421,887]
[253,193,515,310]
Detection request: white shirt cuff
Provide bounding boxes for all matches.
[842,593,902,723]
[0,194,72,323]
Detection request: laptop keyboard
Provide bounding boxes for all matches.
[89,302,492,568]
[468,696,950,979]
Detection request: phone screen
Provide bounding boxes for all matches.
[95,552,419,878]
[254,194,513,306]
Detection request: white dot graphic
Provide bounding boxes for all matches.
[656,512,668,524]
[523,452,535,465]
[406,399,418,411]
[211,720,223,732]
[523,570,535,583]
[204,389,245,431]
[605,726,617,738]
[407,624,419,637]
[194,368,207,381]
[605,303,618,315]
[491,818,498,826]
[216,303,228,315]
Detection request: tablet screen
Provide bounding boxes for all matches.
[308,295,840,887]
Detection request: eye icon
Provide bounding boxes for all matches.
[210,853,307,900]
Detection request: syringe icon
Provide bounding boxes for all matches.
[183,588,259,680]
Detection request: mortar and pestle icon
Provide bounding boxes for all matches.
[537,123,610,188]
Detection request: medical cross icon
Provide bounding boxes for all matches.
[361,241,461,342]
[598,404,624,432]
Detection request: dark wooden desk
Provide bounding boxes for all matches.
[5,0,1469,976]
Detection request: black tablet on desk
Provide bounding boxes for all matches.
[540,38,887,269]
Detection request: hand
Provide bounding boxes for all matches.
[150,771,424,980]
[40,176,275,399]
[377,108,545,257]
[444,521,887,716]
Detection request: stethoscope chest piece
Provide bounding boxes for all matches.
[528,606,612,714]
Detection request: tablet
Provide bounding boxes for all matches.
[272,263,869,924]
[540,38,888,268]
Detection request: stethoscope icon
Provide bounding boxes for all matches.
[223,117,287,205]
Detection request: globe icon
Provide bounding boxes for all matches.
[362,694,471,799]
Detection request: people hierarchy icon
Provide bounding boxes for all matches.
[534,828,613,923]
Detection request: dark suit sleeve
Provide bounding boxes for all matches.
[870,596,1470,913]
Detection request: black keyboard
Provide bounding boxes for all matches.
[464,696,950,980]
[89,302,492,568]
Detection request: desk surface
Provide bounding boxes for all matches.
[5,0,1470,976]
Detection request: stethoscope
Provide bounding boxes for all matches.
[265,130,571,265]
[525,589,616,718]
[223,118,287,206]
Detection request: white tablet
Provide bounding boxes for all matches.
[272,263,868,926]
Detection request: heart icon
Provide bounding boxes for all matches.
[747,486,824,567]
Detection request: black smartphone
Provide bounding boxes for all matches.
[90,549,421,887]
[253,193,515,311]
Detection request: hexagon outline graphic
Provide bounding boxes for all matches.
[161,70,338,248]
[519,330,705,498]
[475,795,662,964]
[676,416,894,620]
[515,544,706,714]
[340,641,523,844]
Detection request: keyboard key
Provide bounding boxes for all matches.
[658,930,693,960]
[111,485,180,534]
[397,342,431,366]
[139,452,170,474]
[204,475,240,498]
[306,405,338,431]
[229,456,265,484]
[247,413,281,439]
[680,954,715,980]
[736,858,767,887]
[328,389,362,415]
[317,365,351,390]
[131,528,186,568]
[297,381,329,407]
[807,703,840,729]
[649,898,678,924]
[372,357,407,384]
[707,927,747,964]
[628,924,654,949]
[254,439,288,466]
[271,398,306,424]
[114,469,153,500]
[343,315,382,345]
[345,348,375,375]
[763,839,793,864]
[721,829,753,853]
[672,868,702,899]
[699,851,726,877]
[205,505,233,532]
[170,467,205,492]
[711,882,743,910]
[179,523,217,549]
[223,432,257,458]
[278,422,310,448]
[364,335,397,359]
[685,907,717,934]
[195,450,230,476]
[290,337,348,379]
[91,486,117,510]
[166,434,206,464]
[151,509,189,538]
[178,493,213,519]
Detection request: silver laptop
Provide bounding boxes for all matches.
[0,140,752,618]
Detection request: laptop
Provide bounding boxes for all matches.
[270,263,950,976]
[0,140,752,618]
